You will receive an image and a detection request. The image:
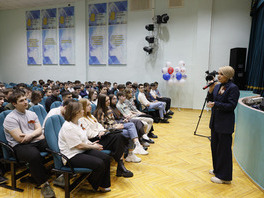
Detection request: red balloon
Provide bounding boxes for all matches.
[168,67,174,74]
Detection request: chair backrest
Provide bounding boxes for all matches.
[44,115,65,169]
[40,96,47,108]
[91,103,96,114]
[135,92,142,111]
[0,110,13,159]
[50,101,62,110]
[29,105,47,126]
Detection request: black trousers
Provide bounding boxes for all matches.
[211,130,233,181]
[13,139,49,185]
[157,97,171,111]
[69,149,111,190]
[90,133,127,162]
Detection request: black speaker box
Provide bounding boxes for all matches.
[229,48,247,90]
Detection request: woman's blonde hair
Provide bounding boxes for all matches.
[79,98,97,122]
[64,101,82,122]
[219,66,235,80]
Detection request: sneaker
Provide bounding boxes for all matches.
[98,187,111,192]
[148,132,158,138]
[53,174,65,187]
[160,118,169,123]
[210,176,231,184]
[125,153,141,163]
[167,110,174,115]
[209,170,214,175]
[41,182,55,198]
[141,141,150,147]
[133,145,149,155]
[0,176,8,184]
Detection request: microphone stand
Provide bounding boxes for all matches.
[194,94,211,141]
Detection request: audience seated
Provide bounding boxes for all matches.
[45,85,62,112]
[58,101,112,192]
[79,98,134,175]
[138,84,169,123]
[94,94,147,163]
[29,91,44,108]
[3,91,55,197]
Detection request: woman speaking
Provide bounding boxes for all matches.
[206,66,240,184]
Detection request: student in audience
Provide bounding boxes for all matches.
[0,92,5,113]
[124,89,158,138]
[78,99,134,176]
[45,85,61,112]
[138,84,169,123]
[126,81,132,89]
[3,91,55,197]
[89,90,98,106]
[150,83,174,115]
[109,94,151,147]
[73,86,82,100]
[59,101,111,192]
[42,84,49,96]
[99,85,108,95]
[116,84,125,94]
[3,88,13,103]
[0,84,5,92]
[29,91,43,108]
[94,94,148,158]
[80,84,88,98]
[0,92,8,184]
[109,82,118,95]
[116,91,155,143]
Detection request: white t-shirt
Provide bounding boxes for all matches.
[42,106,62,129]
[58,121,92,165]
[78,116,105,139]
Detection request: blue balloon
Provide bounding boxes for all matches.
[176,72,182,80]
[163,73,170,81]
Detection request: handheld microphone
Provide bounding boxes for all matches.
[202,80,218,90]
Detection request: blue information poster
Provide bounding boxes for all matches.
[26,10,41,65]
[58,6,75,65]
[88,3,107,65]
[42,8,57,65]
[108,1,127,65]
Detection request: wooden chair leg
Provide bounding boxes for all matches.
[64,173,70,198]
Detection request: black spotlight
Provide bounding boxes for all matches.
[145,36,155,43]
[145,24,154,31]
[157,14,169,24]
[143,46,153,54]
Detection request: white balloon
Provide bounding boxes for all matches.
[168,78,173,85]
[162,67,168,74]
[166,61,172,67]
[179,79,186,83]
[178,60,185,67]
[173,78,179,84]
[174,66,180,73]
[180,66,186,74]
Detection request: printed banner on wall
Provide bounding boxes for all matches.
[108,1,127,65]
[58,6,75,65]
[26,10,41,65]
[42,8,57,65]
[88,3,107,65]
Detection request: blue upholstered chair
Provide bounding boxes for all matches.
[40,96,47,108]
[44,115,92,198]
[29,105,47,126]
[91,103,97,114]
[50,101,62,110]
[0,110,48,192]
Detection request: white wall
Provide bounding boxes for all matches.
[0,0,251,109]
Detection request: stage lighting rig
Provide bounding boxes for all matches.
[145,36,155,43]
[145,24,154,31]
[143,46,153,54]
[156,13,169,24]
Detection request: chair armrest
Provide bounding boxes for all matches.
[0,141,20,163]
[46,148,75,174]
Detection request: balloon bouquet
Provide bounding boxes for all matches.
[162,61,187,85]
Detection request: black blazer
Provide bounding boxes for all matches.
[207,80,240,134]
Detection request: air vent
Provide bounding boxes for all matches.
[130,0,151,11]
[169,0,184,8]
